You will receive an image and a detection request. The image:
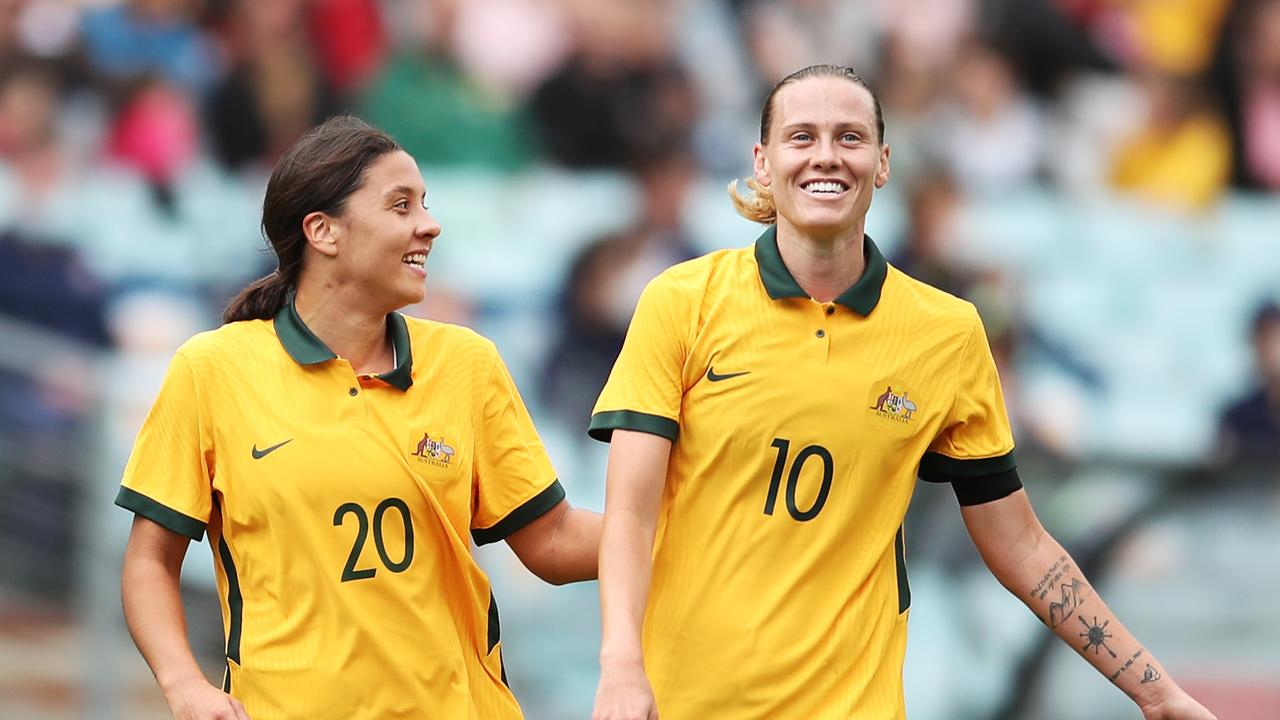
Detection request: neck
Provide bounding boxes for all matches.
[294,276,393,375]
[775,218,867,303]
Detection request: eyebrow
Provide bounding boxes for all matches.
[383,185,426,198]
[779,121,871,133]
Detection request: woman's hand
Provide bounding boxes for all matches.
[592,660,658,720]
[1140,689,1217,720]
[163,677,251,720]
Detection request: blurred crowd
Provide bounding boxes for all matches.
[2,0,1279,603]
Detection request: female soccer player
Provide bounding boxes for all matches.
[117,116,600,720]
[589,65,1214,720]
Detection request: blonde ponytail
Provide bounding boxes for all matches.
[727,177,776,225]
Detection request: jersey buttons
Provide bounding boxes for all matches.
[825,306,835,316]
[816,329,826,338]
[349,387,359,396]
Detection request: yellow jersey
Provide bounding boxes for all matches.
[117,300,563,719]
[590,226,1017,719]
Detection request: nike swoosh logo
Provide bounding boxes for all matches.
[251,439,293,460]
[706,367,750,382]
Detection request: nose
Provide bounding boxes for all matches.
[810,138,839,169]
[417,209,442,240]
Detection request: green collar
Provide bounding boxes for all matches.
[273,298,414,391]
[753,225,888,316]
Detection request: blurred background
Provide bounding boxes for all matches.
[0,0,1278,718]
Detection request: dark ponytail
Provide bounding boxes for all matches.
[221,271,294,324]
[222,116,403,323]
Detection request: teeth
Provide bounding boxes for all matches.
[402,252,426,267]
[804,181,845,194]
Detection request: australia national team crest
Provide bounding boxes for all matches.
[867,382,920,424]
[411,431,456,468]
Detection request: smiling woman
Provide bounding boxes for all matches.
[115,116,602,720]
[729,64,885,228]
[589,66,1215,720]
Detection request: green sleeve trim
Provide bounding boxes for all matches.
[951,469,1024,507]
[115,486,206,540]
[918,450,1017,481]
[472,480,566,546]
[588,410,679,443]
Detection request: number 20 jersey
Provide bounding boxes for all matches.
[117,304,563,719]
[590,227,1016,720]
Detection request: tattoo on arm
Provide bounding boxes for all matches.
[1141,664,1162,684]
[1029,555,1067,600]
[1048,578,1089,628]
[1030,555,1091,628]
[1108,648,1145,682]
[1079,616,1118,659]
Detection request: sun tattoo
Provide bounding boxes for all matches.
[1079,616,1117,658]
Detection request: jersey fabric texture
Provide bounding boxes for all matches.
[589,225,1016,720]
[116,300,563,719]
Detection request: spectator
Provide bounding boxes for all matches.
[527,0,697,169]
[1124,0,1231,76]
[449,0,572,98]
[1108,71,1231,210]
[932,40,1046,192]
[0,58,67,221]
[1210,0,1280,191]
[988,0,1112,98]
[306,0,387,95]
[0,0,80,65]
[106,79,199,193]
[540,232,635,431]
[205,0,340,172]
[79,0,220,95]
[361,0,539,171]
[540,145,701,428]
[0,229,109,345]
[891,171,971,297]
[876,42,944,190]
[1218,301,1280,462]
[736,0,883,93]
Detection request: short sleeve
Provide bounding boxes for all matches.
[919,311,1017,483]
[470,349,564,546]
[115,351,213,539]
[588,273,692,442]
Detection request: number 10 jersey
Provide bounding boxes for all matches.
[590,227,1017,720]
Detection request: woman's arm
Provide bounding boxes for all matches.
[961,490,1215,720]
[505,500,602,585]
[122,516,250,720]
[592,430,672,720]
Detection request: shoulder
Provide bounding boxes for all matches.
[880,265,989,360]
[174,319,276,367]
[644,246,753,301]
[401,314,502,366]
[402,313,492,349]
[883,265,982,327]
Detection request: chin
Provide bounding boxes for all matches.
[794,214,857,238]
[387,284,426,311]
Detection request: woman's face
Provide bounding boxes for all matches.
[753,76,890,241]
[324,150,441,311]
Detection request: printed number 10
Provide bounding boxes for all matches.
[763,438,834,521]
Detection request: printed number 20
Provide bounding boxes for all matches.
[763,438,834,521]
[333,498,415,582]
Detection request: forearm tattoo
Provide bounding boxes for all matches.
[1109,648,1145,681]
[1079,616,1118,659]
[1029,555,1091,628]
